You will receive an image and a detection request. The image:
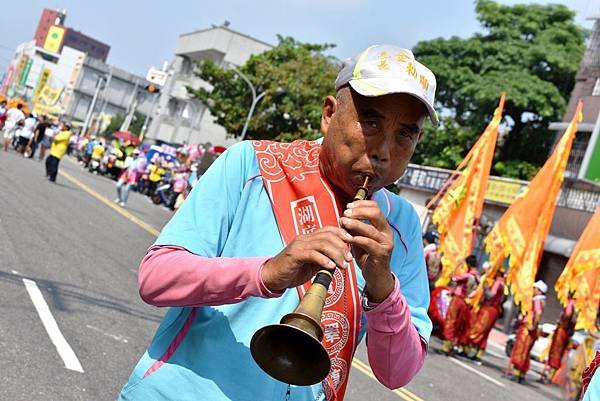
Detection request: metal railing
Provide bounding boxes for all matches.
[397,164,599,213]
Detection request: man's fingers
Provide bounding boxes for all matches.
[340,216,383,241]
[296,230,351,269]
[344,201,389,232]
[318,225,354,241]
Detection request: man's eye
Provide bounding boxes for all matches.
[398,130,418,141]
[362,120,378,129]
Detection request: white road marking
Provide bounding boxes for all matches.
[449,357,505,387]
[23,278,84,373]
[86,324,130,343]
[10,270,21,275]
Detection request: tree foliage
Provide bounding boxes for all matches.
[412,0,585,179]
[101,111,145,136]
[187,35,339,141]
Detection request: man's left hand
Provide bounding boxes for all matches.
[340,200,395,303]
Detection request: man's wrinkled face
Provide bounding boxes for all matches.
[319,86,427,200]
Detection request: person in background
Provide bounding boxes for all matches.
[18,113,36,155]
[83,136,97,168]
[466,263,505,363]
[168,166,189,210]
[38,120,57,161]
[3,103,25,152]
[543,293,577,383]
[509,280,547,383]
[423,231,441,289]
[0,100,7,131]
[441,254,479,355]
[115,149,147,207]
[29,115,48,159]
[45,123,72,182]
[146,157,166,197]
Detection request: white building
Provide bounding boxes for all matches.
[147,25,272,146]
[3,40,152,131]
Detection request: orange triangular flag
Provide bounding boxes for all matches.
[555,206,600,330]
[485,101,583,316]
[432,93,505,286]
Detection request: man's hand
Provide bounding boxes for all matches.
[261,226,354,292]
[341,200,395,303]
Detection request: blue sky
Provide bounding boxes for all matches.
[0,0,597,77]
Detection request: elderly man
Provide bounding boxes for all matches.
[119,45,436,401]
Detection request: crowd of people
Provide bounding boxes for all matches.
[424,231,600,398]
[72,136,203,210]
[0,99,209,211]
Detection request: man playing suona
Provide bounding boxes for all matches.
[119,44,436,401]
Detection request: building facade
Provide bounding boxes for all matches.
[146,25,272,146]
[2,39,152,133]
[33,8,110,62]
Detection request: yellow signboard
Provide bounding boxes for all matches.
[33,68,52,101]
[32,102,62,118]
[484,178,527,204]
[43,26,65,53]
[38,86,63,106]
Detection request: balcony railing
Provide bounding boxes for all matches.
[397,164,599,213]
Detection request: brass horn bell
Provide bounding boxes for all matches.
[250,270,333,386]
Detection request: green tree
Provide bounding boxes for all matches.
[187,35,339,141]
[412,0,585,179]
[101,111,145,136]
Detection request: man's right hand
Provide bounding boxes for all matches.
[261,226,353,292]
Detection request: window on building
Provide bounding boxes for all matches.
[593,78,600,96]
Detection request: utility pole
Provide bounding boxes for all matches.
[99,66,113,116]
[121,79,140,132]
[139,92,160,142]
[81,75,105,136]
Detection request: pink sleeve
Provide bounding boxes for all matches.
[364,275,427,389]
[452,272,470,282]
[138,245,283,307]
[490,278,503,297]
[534,298,544,315]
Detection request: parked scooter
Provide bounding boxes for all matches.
[88,158,101,174]
[151,178,174,208]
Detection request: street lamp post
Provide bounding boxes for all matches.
[230,65,265,141]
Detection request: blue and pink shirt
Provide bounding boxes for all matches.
[118,141,432,401]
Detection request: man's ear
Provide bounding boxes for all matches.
[320,95,338,135]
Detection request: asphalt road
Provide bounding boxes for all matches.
[0,150,565,401]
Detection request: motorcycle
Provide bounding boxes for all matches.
[88,158,101,174]
[151,178,175,209]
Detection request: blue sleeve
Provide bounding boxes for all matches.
[390,196,432,342]
[583,368,600,401]
[154,141,255,257]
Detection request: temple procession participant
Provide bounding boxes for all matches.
[423,231,441,289]
[441,255,479,355]
[509,280,547,383]
[543,293,577,383]
[467,263,505,363]
[118,45,437,401]
[45,123,72,183]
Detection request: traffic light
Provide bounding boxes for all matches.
[145,84,160,94]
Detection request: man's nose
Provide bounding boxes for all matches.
[368,135,391,164]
